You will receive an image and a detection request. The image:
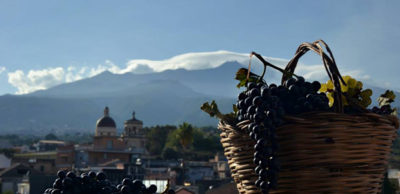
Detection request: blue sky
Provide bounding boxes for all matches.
[0,0,399,94]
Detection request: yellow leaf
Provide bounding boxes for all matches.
[327,80,334,90]
[342,75,352,83]
[327,93,334,107]
[361,89,373,97]
[319,83,328,93]
[347,78,356,88]
[356,81,363,90]
[340,82,348,92]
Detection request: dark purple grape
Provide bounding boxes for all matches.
[285,78,296,87]
[96,172,106,181]
[244,97,253,107]
[53,178,62,189]
[253,96,262,106]
[249,88,261,97]
[295,76,305,85]
[260,181,269,190]
[311,81,321,92]
[51,189,61,194]
[57,170,66,179]
[88,171,96,179]
[120,185,130,194]
[255,178,263,187]
[270,87,278,96]
[247,106,256,115]
[247,82,256,89]
[62,177,73,189]
[148,184,157,193]
[256,82,264,88]
[252,125,260,134]
[66,171,76,178]
[122,178,132,186]
[238,92,246,100]
[261,87,271,98]
[288,85,299,96]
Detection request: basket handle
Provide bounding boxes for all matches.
[281,40,346,113]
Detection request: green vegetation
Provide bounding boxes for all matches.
[146,123,223,160]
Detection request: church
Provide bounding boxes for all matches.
[85,107,147,166]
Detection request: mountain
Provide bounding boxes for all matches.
[28,61,245,98]
[0,62,248,135]
[0,60,398,135]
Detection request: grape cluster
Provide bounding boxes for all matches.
[371,105,394,115]
[43,170,160,194]
[236,77,329,193]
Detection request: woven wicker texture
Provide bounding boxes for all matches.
[219,40,399,194]
[220,113,398,194]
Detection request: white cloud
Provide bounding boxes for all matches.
[0,67,6,74]
[7,50,372,94]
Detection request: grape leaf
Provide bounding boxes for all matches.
[392,107,398,116]
[201,100,235,121]
[233,104,238,114]
[378,90,396,107]
[235,68,260,88]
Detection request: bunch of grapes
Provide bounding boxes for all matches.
[43,170,160,194]
[371,105,394,115]
[236,76,329,193]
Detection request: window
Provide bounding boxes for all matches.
[107,140,113,149]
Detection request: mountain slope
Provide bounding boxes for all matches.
[28,61,245,98]
[0,79,234,135]
[1,60,399,134]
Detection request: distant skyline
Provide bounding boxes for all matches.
[0,0,399,94]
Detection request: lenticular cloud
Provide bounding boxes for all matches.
[6,50,370,94]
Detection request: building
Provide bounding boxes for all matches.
[0,163,42,193]
[87,107,133,166]
[0,154,11,170]
[121,111,147,154]
[34,140,66,152]
[55,144,75,170]
[11,152,57,174]
[209,153,230,180]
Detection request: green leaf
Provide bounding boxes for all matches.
[200,100,235,121]
[391,107,398,116]
[233,104,238,114]
[378,90,396,107]
[235,68,260,88]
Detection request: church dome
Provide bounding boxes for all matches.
[96,107,116,128]
[125,111,143,125]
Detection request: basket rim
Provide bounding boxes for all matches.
[221,111,399,133]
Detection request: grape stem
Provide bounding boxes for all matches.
[250,51,300,80]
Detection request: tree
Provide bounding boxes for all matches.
[44,133,58,140]
[175,122,194,150]
[161,147,180,159]
[145,125,176,155]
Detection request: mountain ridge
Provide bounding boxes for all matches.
[0,60,398,135]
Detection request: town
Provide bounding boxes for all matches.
[0,107,235,194]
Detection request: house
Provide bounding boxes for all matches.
[0,163,41,193]
[0,154,11,170]
[11,151,57,174]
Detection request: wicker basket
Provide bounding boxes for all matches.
[219,40,400,194]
